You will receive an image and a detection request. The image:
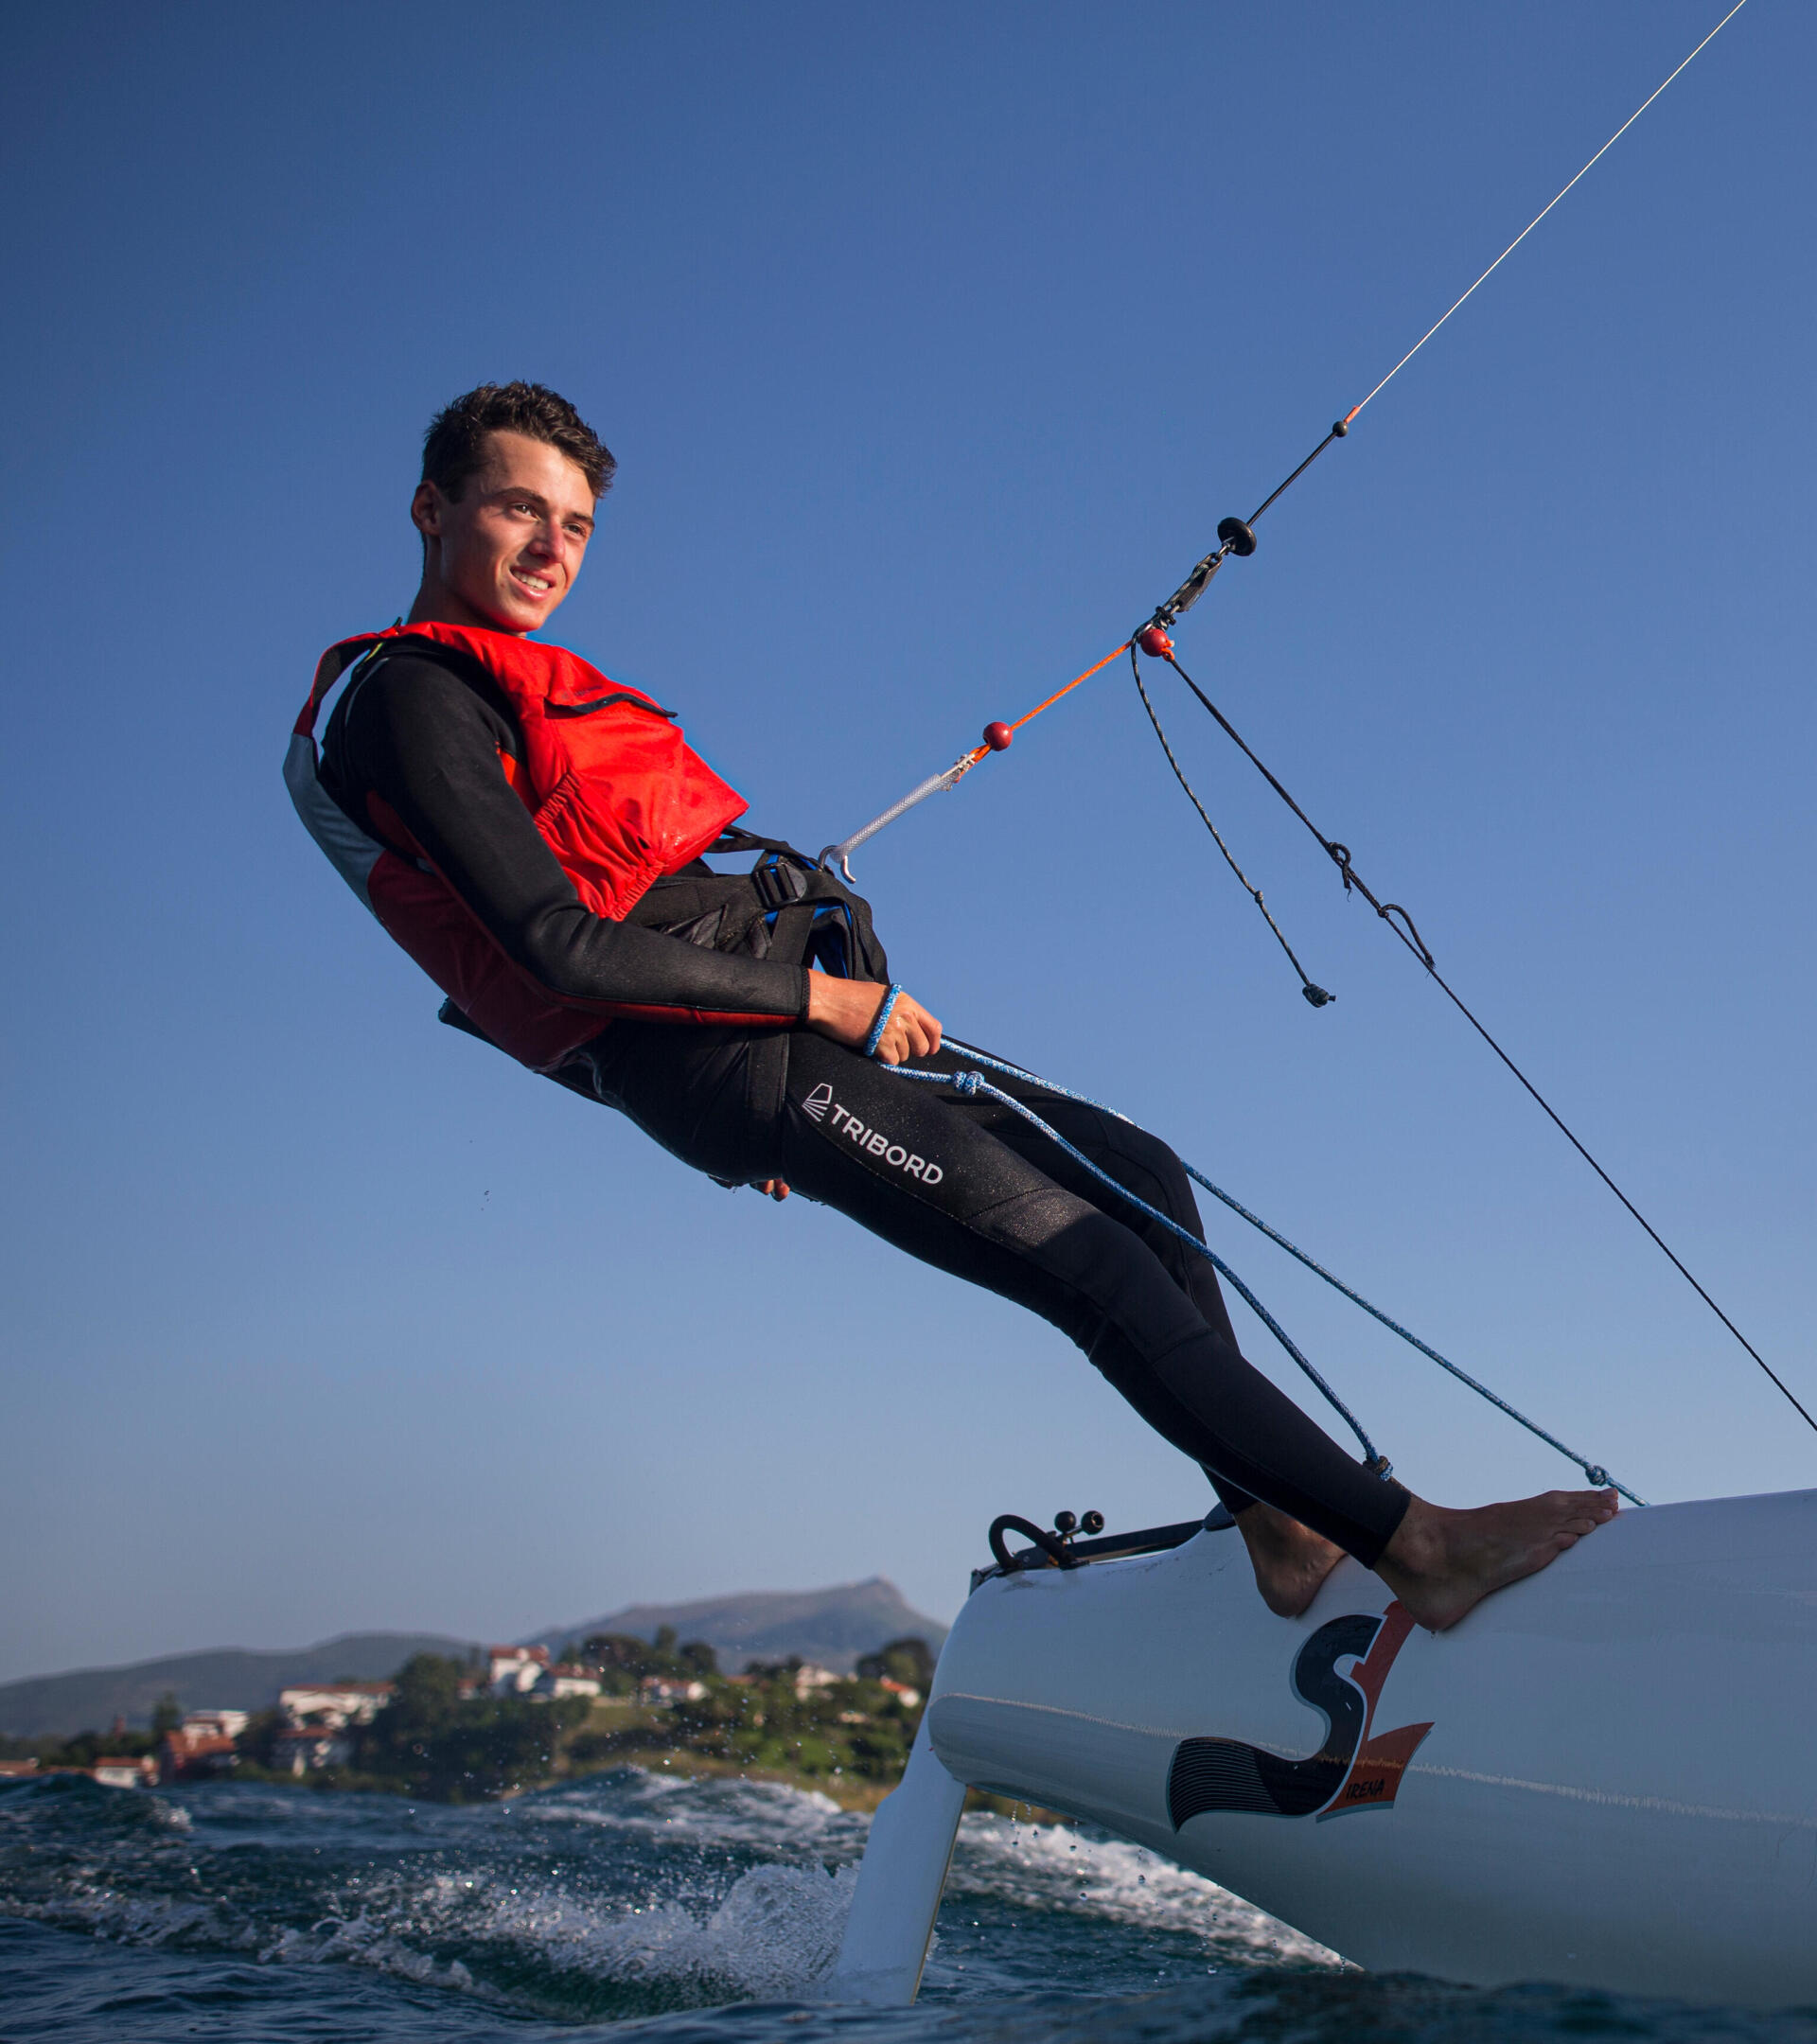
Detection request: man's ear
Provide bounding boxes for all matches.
[411,481,443,540]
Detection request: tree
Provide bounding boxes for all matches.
[150,1692,182,1737]
[679,1639,718,1677]
[580,1632,660,1675]
[237,1708,288,1770]
[390,1652,465,1721]
[856,1637,936,1690]
[355,1653,587,1803]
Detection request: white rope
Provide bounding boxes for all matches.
[1353,0,1751,418]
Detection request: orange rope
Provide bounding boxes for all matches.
[945,640,1131,784]
[1010,642,1131,732]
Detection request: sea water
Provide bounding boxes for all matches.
[2,1768,1812,2042]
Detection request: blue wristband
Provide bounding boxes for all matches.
[863,983,905,1060]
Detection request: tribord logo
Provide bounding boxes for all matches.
[1168,1603,1432,1826]
[808,1095,944,1184]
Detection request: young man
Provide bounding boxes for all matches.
[288,381,1615,1630]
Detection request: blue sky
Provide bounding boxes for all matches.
[3,1,1810,1684]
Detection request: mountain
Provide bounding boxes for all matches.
[0,1579,954,1740]
[0,1633,479,1740]
[524,1577,948,1675]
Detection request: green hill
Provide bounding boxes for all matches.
[0,1633,478,1739]
[523,1577,948,1673]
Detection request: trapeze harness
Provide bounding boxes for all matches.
[286,623,887,1071]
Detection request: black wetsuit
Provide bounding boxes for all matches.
[322,652,1410,1564]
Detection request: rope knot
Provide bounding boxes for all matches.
[952,1069,983,1098]
[1583,1465,1611,1489]
[1328,841,1354,893]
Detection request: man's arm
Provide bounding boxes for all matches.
[330,656,810,1024]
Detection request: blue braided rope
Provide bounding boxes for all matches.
[900,1037,1643,1507]
[862,984,904,1061]
[889,1065,1385,1471]
[1175,1167,1643,1507]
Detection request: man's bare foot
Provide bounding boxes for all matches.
[1376,1488,1619,1631]
[1235,1503,1349,1618]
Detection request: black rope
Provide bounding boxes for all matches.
[1129,645,1332,1007]
[1148,418,1352,633]
[1152,643,1817,1441]
[1246,417,1351,525]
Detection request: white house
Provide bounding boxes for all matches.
[181,1709,250,1741]
[488,1646,552,1695]
[791,1664,839,1699]
[539,1665,602,1700]
[277,1683,393,1729]
[91,1756,155,1788]
[273,1727,352,1774]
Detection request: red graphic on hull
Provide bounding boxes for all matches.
[1168,1600,1433,1828]
[1319,1601,1433,1819]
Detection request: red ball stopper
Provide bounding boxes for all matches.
[1136,626,1174,660]
[981,721,1014,751]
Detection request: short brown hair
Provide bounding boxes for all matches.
[421,382,616,501]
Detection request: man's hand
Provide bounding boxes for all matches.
[805,973,943,1066]
[767,978,943,1196]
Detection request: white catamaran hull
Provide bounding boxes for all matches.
[835,1489,1817,2009]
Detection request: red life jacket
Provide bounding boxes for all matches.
[286,622,750,1071]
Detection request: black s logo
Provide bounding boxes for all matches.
[1168,1604,1432,1827]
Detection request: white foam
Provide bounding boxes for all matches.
[949,1815,1346,1968]
[525,1768,863,1858]
[439,1859,861,2002]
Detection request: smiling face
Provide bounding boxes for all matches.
[407,430,598,634]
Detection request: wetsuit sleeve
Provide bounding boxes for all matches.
[336,657,811,1025]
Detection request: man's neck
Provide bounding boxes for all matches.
[405,582,524,633]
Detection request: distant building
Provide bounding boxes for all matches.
[159,1727,237,1783]
[0,1759,38,1779]
[736,1661,841,1698]
[91,1756,156,1789]
[181,1709,250,1741]
[273,1727,353,1775]
[639,1676,709,1706]
[487,1646,552,1696]
[879,1678,922,1709]
[539,1664,602,1700]
[277,1683,394,1729]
